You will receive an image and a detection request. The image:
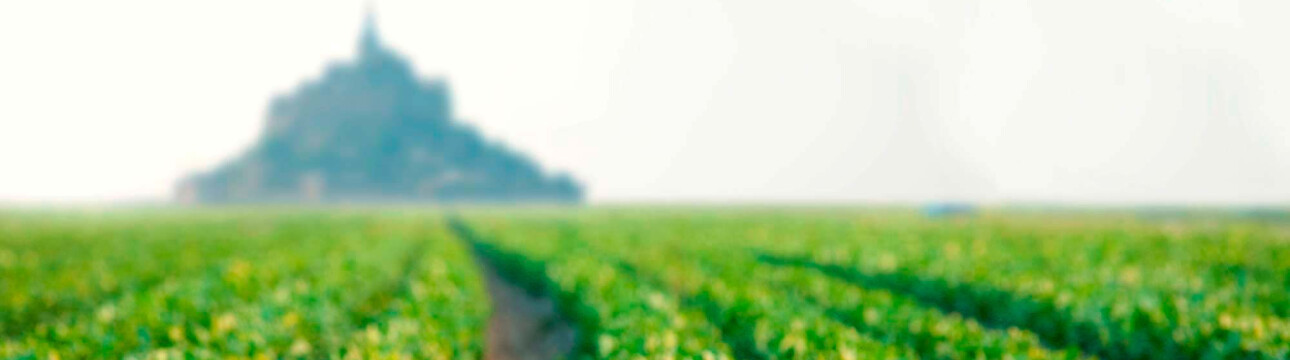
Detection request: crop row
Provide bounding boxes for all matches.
[2,212,489,359]
[477,213,1092,360]
[575,215,1086,360]
[733,212,1290,359]
[5,209,1286,360]
[456,216,733,359]
[0,213,305,337]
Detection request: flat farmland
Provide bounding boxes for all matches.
[2,208,1286,359]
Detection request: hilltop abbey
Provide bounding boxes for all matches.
[178,13,583,204]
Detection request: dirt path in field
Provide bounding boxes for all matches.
[477,258,577,360]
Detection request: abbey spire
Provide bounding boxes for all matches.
[359,3,383,58]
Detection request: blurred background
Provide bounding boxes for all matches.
[1,0,1287,205]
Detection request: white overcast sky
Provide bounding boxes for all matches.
[1,0,1288,205]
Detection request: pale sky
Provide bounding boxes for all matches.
[1,0,1288,205]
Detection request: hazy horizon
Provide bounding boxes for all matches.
[2,0,1288,205]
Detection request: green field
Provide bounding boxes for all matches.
[2,208,1287,359]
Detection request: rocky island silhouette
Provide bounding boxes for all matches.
[178,13,583,204]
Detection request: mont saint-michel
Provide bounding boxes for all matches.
[178,16,583,204]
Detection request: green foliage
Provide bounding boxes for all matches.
[4,208,1288,359]
[573,218,1081,360]
[462,209,1290,360]
[458,217,733,359]
[0,211,488,359]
